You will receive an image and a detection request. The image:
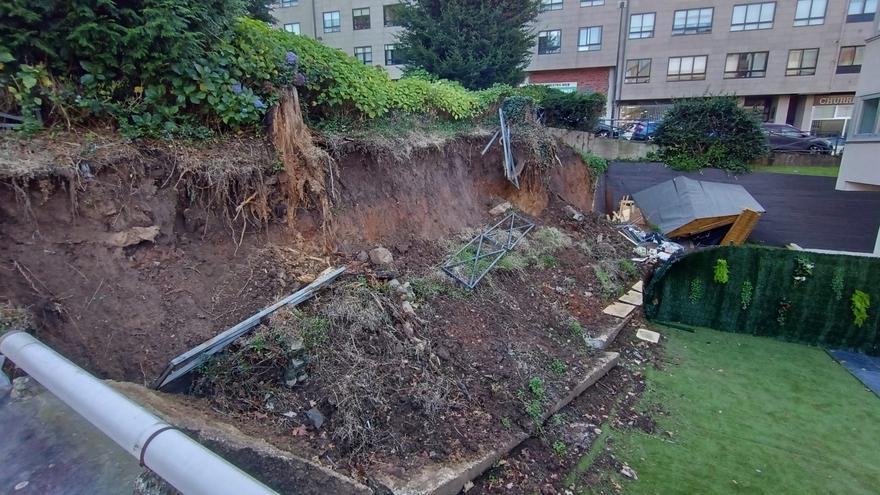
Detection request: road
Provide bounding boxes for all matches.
[598,162,880,252]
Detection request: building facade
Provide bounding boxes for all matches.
[272,0,877,133]
[837,13,880,193]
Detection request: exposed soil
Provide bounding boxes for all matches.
[0,129,637,490]
[468,317,667,495]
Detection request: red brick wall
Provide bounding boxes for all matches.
[527,67,610,95]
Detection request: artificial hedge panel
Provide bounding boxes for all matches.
[644,246,880,355]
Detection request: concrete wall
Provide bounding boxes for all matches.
[753,153,842,167]
[548,128,658,160]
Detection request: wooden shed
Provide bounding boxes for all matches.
[632,176,765,245]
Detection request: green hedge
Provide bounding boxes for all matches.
[644,246,880,355]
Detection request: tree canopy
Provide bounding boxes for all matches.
[395,0,540,90]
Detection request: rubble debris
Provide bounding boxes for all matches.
[369,247,394,266]
[564,205,585,222]
[441,212,534,289]
[602,302,637,319]
[306,408,325,429]
[620,464,638,480]
[154,267,346,390]
[106,225,160,247]
[489,201,513,216]
[635,328,661,344]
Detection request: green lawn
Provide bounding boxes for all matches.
[752,165,839,177]
[598,326,880,494]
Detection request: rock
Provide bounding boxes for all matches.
[107,226,160,247]
[620,464,638,480]
[297,273,316,284]
[463,481,474,492]
[10,377,36,400]
[489,201,513,216]
[374,269,398,280]
[401,301,416,318]
[434,346,451,361]
[388,279,401,290]
[369,247,394,266]
[429,353,441,370]
[285,336,305,354]
[133,470,180,495]
[356,250,369,263]
[401,321,416,339]
[182,207,206,233]
[306,407,325,429]
[564,205,585,221]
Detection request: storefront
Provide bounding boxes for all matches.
[809,94,854,137]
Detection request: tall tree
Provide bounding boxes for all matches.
[244,0,275,23]
[395,0,540,90]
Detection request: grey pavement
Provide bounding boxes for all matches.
[1,378,142,494]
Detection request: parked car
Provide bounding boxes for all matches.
[625,121,659,141]
[761,123,833,154]
[594,120,623,138]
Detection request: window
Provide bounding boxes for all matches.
[581,0,604,5]
[786,48,819,76]
[672,8,714,34]
[625,59,651,84]
[857,97,880,134]
[731,2,775,30]
[280,0,297,7]
[578,26,602,51]
[724,52,768,78]
[384,44,404,65]
[794,0,827,25]
[323,11,341,33]
[283,23,301,35]
[353,8,370,30]
[537,30,562,54]
[354,46,372,65]
[847,0,877,22]
[384,4,403,27]
[837,45,865,73]
[629,13,655,38]
[540,0,563,11]
[667,55,707,81]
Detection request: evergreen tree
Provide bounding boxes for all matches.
[395,0,540,90]
[244,0,275,23]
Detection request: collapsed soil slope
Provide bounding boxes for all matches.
[0,134,593,382]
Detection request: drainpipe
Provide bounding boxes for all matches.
[611,0,629,122]
[0,331,279,495]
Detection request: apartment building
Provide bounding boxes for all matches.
[837,13,880,193]
[272,0,877,135]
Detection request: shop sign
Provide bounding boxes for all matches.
[535,82,578,93]
[815,94,854,105]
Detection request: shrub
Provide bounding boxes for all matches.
[852,290,870,328]
[539,90,605,131]
[713,259,729,284]
[576,150,608,179]
[653,96,768,173]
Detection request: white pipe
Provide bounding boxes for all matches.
[0,330,279,495]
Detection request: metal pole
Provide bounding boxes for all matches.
[0,331,279,495]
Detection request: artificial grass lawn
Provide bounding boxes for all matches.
[613,326,880,494]
[752,165,839,177]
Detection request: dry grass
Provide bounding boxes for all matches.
[194,281,461,456]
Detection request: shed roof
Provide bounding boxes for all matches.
[632,176,766,235]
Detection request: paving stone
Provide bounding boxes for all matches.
[635,328,661,343]
[602,302,636,319]
[631,280,644,293]
[619,290,643,306]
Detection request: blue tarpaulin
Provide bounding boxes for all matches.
[827,349,880,398]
